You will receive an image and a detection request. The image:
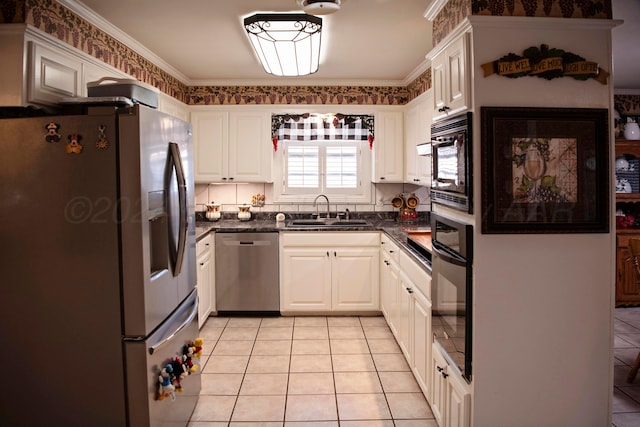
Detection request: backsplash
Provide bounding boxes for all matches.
[194,183,431,216]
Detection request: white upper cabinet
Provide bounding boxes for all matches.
[430,32,471,122]
[372,110,404,183]
[404,91,432,185]
[192,110,272,183]
[192,111,229,182]
[228,111,273,183]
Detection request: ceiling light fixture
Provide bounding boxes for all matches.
[243,13,322,77]
[297,0,341,16]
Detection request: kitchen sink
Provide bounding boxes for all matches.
[286,219,371,228]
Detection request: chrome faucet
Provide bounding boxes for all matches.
[313,194,330,219]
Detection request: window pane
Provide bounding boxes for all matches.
[287,146,319,188]
[326,146,357,188]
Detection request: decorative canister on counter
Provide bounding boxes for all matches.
[205,203,221,221]
[238,205,251,221]
[624,119,640,140]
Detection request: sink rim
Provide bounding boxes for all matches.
[286,219,370,227]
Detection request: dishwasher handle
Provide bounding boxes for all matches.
[224,240,272,247]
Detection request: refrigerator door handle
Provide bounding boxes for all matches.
[148,294,198,355]
[166,142,188,276]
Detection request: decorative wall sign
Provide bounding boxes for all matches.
[481,107,609,234]
[481,44,609,85]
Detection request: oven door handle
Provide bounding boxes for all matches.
[432,241,467,267]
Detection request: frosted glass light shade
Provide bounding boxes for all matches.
[244,13,322,77]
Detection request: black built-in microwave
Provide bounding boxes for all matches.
[431,112,472,213]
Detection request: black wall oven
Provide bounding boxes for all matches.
[431,112,472,213]
[431,212,473,383]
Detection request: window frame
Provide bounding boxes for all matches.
[272,138,373,204]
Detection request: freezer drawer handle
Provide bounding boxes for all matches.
[148,294,199,355]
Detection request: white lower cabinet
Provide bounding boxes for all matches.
[196,233,214,328]
[412,288,432,400]
[281,232,380,313]
[431,342,471,427]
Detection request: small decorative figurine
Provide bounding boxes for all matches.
[45,122,61,143]
[66,133,83,154]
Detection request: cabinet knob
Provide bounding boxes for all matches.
[437,365,444,372]
[334,251,337,257]
[326,251,330,257]
[406,287,413,294]
[414,179,420,182]
[199,262,204,266]
[222,177,227,180]
[379,177,385,180]
[442,372,449,379]
[389,250,394,253]
[229,177,234,180]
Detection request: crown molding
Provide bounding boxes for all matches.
[57,0,191,85]
[424,0,448,21]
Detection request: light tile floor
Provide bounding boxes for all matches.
[189,315,438,427]
[614,307,640,427]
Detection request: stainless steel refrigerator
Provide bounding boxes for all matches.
[0,104,200,426]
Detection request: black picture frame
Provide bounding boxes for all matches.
[481,107,609,234]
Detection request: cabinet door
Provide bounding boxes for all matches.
[332,247,380,311]
[616,245,640,305]
[405,94,433,185]
[416,96,433,184]
[28,41,82,105]
[192,111,228,182]
[228,111,272,182]
[404,104,420,183]
[281,248,332,311]
[373,111,404,183]
[447,366,471,427]
[196,250,212,328]
[412,290,432,400]
[431,33,470,122]
[445,35,468,114]
[431,342,448,427]
[196,234,214,328]
[380,252,399,323]
[432,53,447,120]
[396,273,413,361]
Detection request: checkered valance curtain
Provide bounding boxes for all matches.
[271,113,374,152]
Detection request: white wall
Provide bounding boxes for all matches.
[467,16,617,427]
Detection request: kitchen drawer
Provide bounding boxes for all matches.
[381,233,400,264]
[400,250,431,299]
[196,233,213,256]
[618,233,640,249]
[281,232,380,247]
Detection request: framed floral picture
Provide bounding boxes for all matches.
[480,107,609,234]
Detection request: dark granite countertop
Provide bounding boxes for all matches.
[195,212,432,273]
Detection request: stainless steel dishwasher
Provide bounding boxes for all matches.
[215,232,279,314]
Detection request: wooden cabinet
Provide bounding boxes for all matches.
[404,91,433,185]
[429,32,470,122]
[196,233,214,328]
[431,342,471,427]
[616,140,640,306]
[372,111,404,183]
[191,110,272,183]
[281,232,380,313]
